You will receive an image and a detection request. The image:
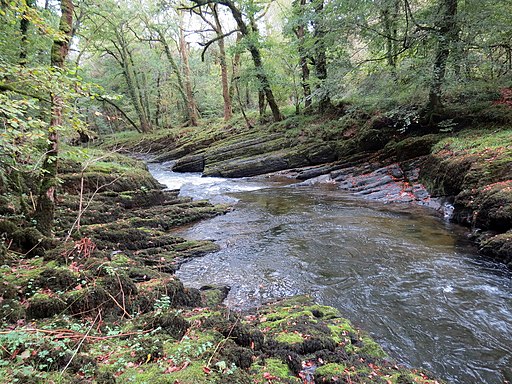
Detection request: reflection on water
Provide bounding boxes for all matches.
[150,164,512,384]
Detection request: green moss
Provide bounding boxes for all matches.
[316,362,347,377]
[167,361,217,383]
[275,331,304,344]
[115,364,172,383]
[110,252,132,267]
[358,335,388,358]
[251,358,298,381]
[257,299,340,331]
[432,128,512,154]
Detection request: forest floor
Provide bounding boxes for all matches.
[0,143,443,383]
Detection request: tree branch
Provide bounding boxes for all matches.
[97,96,142,133]
[198,29,240,61]
[0,82,50,102]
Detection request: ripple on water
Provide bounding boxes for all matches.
[151,166,512,384]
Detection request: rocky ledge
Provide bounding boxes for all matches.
[137,121,511,269]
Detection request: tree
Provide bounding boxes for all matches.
[187,0,284,122]
[425,0,458,115]
[311,0,332,113]
[35,0,74,235]
[289,0,312,113]
[193,4,234,120]
[178,11,200,126]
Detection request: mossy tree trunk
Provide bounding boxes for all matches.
[380,0,400,74]
[210,4,233,121]
[293,0,312,113]
[426,0,458,116]
[35,0,73,236]
[153,26,190,124]
[312,0,332,114]
[179,12,200,127]
[19,0,35,66]
[229,33,242,108]
[104,26,152,133]
[190,0,283,122]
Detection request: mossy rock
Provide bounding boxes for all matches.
[420,152,476,196]
[479,231,512,266]
[250,357,300,383]
[0,299,25,322]
[0,224,53,257]
[133,278,200,314]
[27,293,67,319]
[315,362,347,382]
[36,267,80,292]
[0,277,20,300]
[64,286,110,316]
[142,311,190,339]
[199,285,230,307]
[214,339,254,369]
[471,181,512,232]
[383,134,440,162]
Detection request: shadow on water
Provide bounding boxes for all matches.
[150,164,512,384]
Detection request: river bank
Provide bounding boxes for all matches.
[0,148,444,383]
[103,114,511,269]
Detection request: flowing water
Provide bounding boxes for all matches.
[149,163,512,384]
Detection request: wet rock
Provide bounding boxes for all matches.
[199,284,230,306]
[203,152,294,178]
[332,163,433,205]
[172,154,205,173]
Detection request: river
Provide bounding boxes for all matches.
[148,163,512,384]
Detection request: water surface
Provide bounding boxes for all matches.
[150,163,512,384]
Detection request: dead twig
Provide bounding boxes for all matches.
[206,316,239,368]
[61,310,100,374]
[0,328,154,341]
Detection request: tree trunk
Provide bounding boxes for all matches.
[210,4,233,121]
[380,0,399,71]
[214,0,283,122]
[154,27,190,123]
[229,33,242,107]
[19,0,35,66]
[258,90,266,118]
[179,13,199,126]
[124,43,151,132]
[118,37,151,133]
[155,72,162,127]
[35,0,73,236]
[312,0,332,114]
[293,0,312,113]
[426,0,458,114]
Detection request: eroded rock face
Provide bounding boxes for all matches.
[172,154,205,173]
[202,143,336,178]
[419,147,512,267]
